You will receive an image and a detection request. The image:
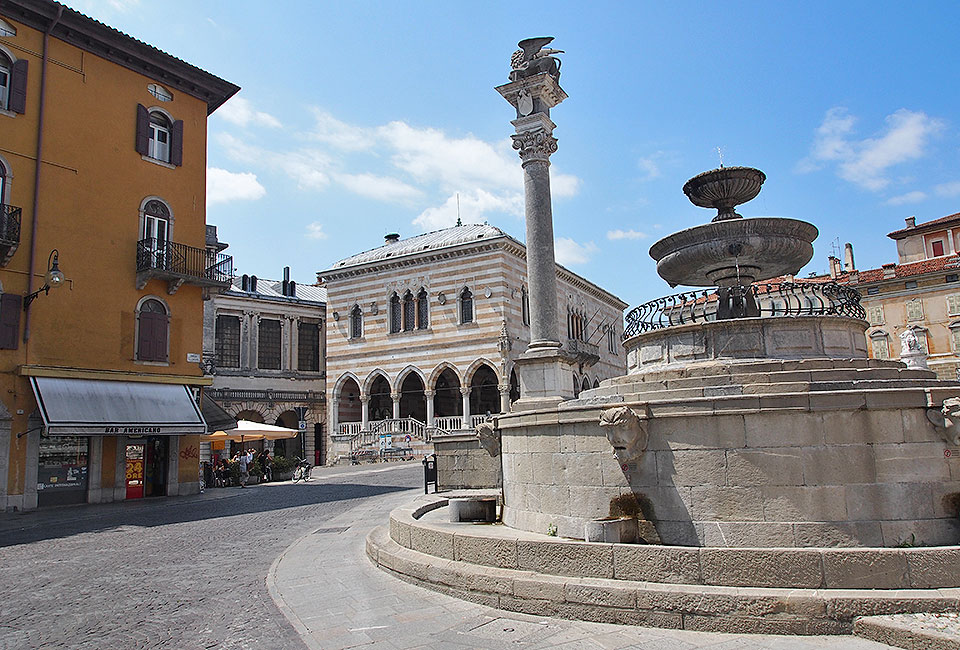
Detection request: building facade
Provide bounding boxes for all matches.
[829,213,960,379]
[202,267,327,465]
[0,1,237,509]
[320,224,627,462]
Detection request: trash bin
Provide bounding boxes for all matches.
[422,454,437,494]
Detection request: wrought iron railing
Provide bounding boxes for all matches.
[0,204,22,245]
[623,281,866,339]
[136,237,233,284]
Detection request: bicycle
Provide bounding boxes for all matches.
[292,457,312,483]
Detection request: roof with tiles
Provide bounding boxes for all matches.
[226,278,326,304]
[825,254,960,285]
[327,224,516,269]
[888,212,960,239]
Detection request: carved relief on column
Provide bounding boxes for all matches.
[511,130,558,164]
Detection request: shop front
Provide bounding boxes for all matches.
[28,376,207,508]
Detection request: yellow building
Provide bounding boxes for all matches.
[0,1,238,509]
[827,213,960,379]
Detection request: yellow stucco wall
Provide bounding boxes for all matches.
[1,14,215,501]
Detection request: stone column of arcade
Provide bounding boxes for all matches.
[496,38,576,409]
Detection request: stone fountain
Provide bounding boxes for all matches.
[366,41,960,636]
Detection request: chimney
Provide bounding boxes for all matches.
[882,263,896,279]
[844,242,856,272]
[905,216,916,228]
[250,275,258,292]
[848,271,859,284]
[289,280,296,297]
[282,266,290,296]
[241,274,249,291]
[828,255,841,279]
[385,233,400,244]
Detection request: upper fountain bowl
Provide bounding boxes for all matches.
[683,166,766,222]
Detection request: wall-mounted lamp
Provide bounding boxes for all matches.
[24,249,65,308]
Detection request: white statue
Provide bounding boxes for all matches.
[926,397,960,446]
[900,328,920,354]
[476,421,500,457]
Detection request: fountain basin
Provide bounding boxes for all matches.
[682,166,766,220]
[650,217,818,287]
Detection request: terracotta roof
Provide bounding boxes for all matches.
[829,254,960,285]
[887,212,960,239]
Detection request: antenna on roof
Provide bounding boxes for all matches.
[456,192,461,226]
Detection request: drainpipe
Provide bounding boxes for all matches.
[23,5,64,344]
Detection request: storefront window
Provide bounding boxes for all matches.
[37,436,89,506]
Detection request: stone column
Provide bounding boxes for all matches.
[460,387,471,429]
[499,385,511,414]
[360,396,369,431]
[424,390,435,428]
[391,392,401,420]
[330,397,339,436]
[496,65,577,408]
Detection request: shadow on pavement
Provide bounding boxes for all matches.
[0,478,416,548]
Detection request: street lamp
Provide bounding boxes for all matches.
[24,249,65,308]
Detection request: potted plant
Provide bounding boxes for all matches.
[271,455,297,481]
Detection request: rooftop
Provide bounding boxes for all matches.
[327,224,514,269]
[226,278,327,304]
[887,212,960,239]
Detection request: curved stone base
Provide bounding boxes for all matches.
[368,495,960,636]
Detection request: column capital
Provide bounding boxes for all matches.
[359,396,370,405]
[459,387,471,396]
[511,130,557,164]
[423,390,435,398]
[390,392,400,400]
[498,385,510,394]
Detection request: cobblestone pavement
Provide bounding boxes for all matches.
[1,463,899,650]
[0,463,420,650]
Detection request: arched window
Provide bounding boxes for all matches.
[350,304,363,339]
[521,286,529,326]
[140,199,171,270]
[389,292,401,333]
[402,290,415,331]
[137,298,169,362]
[136,105,183,166]
[416,288,429,329]
[460,287,474,324]
[0,158,6,206]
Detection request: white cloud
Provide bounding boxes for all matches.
[217,97,281,129]
[554,237,598,266]
[216,133,332,190]
[798,107,944,191]
[885,191,927,206]
[607,229,649,240]
[637,156,661,181]
[308,109,374,151]
[936,181,960,198]
[413,190,523,231]
[306,222,328,240]
[333,173,423,203]
[206,168,265,205]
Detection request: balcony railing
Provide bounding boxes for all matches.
[623,281,866,339]
[136,237,233,293]
[0,204,22,266]
[565,338,600,365]
[205,388,325,403]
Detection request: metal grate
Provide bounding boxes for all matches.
[312,526,350,535]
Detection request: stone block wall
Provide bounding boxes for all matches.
[499,396,960,547]
[434,435,500,490]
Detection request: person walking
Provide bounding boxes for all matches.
[238,450,249,488]
[258,449,272,482]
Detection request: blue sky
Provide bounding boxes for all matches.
[74,1,960,306]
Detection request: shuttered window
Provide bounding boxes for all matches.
[867,306,884,325]
[135,104,183,166]
[905,299,923,322]
[137,299,168,362]
[871,335,889,360]
[215,315,240,368]
[0,293,22,349]
[257,319,282,370]
[947,295,960,316]
[298,322,320,372]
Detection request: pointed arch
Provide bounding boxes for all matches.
[464,357,501,387]
[333,371,362,396]
[428,361,463,390]
[394,364,427,393]
[363,368,391,395]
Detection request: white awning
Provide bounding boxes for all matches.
[30,377,207,436]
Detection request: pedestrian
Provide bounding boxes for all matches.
[258,449,272,482]
[238,450,249,488]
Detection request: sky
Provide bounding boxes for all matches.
[71,0,960,307]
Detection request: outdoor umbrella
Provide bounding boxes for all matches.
[223,419,301,440]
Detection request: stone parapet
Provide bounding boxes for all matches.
[367,495,960,635]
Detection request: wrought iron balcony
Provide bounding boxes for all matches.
[136,237,233,294]
[0,204,22,266]
[565,338,600,366]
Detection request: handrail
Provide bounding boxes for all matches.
[0,204,22,244]
[623,281,866,339]
[136,237,233,283]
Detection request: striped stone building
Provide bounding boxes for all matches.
[319,224,627,462]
